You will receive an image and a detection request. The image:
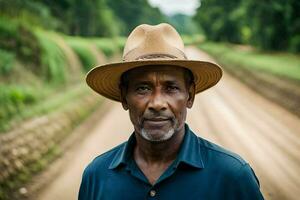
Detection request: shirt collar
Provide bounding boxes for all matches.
[108,133,135,169]
[173,124,204,169]
[109,124,204,170]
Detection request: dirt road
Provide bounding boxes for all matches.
[35,47,300,200]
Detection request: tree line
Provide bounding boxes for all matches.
[0,0,166,37]
[1,0,298,52]
[194,0,300,52]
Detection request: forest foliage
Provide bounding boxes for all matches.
[194,0,300,52]
[0,0,166,37]
[1,0,299,52]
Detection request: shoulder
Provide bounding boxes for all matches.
[83,142,126,176]
[197,137,262,190]
[199,137,263,198]
[198,136,248,174]
[79,142,127,199]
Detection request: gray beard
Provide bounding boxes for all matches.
[140,120,179,142]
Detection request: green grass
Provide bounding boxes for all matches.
[34,29,68,83]
[64,36,98,71]
[65,36,124,71]
[199,42,300,82]
[17,84,86,118]
[182,34,205,45]
[0,84,43,131]
[114,37,126,52]
[0,27,123,133]
[91,37,122,57]
[0,84,88,133]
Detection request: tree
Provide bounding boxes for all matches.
[194,0,243,43]
[106,0,166,35]
[168,14,200,35]
[41,0,121,37]
[244,0,290,50]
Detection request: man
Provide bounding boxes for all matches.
[79,23,264,199]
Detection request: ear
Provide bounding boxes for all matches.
[187,82,195,108]
[120,85,129,110]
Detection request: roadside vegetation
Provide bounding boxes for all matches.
[194,0,300,53]
[0,5,124,198]
[199,42,300,82]
[198,41,300,118]
[0,17,123,133]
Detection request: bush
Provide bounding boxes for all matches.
[0,49,15,75]
[289,35,300,53]
[0,17,40,67]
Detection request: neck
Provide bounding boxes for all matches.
[134,126,185,164]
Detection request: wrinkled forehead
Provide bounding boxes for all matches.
[122,65,187,82]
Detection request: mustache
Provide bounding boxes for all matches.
[141,110,175,123]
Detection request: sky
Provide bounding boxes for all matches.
[148,0,200,16]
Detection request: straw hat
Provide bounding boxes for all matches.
[86,23,222,102]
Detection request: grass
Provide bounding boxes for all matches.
[198,42,300,82]
[114,37,126,52]
[91,37,123,57]
[34,29,67,83]
[64,36,97,71]
[0,84,44,132]
[182,34,205,45]
[0,83,88,133]
[0,28,78,132]
[1,27,123,133]
[65,36,124,71]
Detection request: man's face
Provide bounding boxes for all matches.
[121,65,195,142]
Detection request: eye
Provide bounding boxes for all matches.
[166,85,179,92]
[136,85,151,94]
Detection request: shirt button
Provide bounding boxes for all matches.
[149,190,156,197]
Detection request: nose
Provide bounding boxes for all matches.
[148,90,167,112]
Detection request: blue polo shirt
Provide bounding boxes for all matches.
[79,124,264,200]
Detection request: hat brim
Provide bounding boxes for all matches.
[86,60,223,102]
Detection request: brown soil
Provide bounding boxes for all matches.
[215,52,300,118]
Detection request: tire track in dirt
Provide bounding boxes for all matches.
[216,86,300,165]
[216,85,300,174]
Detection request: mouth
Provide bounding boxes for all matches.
[143,118,171,126]
[145,117,169,121]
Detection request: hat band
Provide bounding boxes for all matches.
[123,47,187,61]
[137,53,177,60]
